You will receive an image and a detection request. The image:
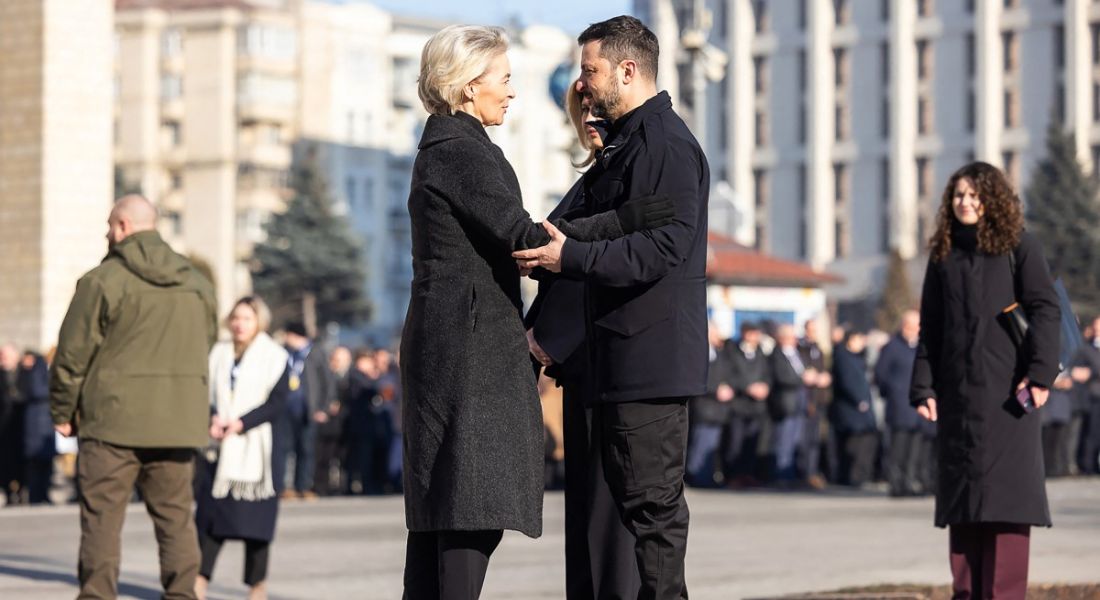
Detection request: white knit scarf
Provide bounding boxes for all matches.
[208,333,288,501]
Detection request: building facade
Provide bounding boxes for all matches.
[0,0,114,351]
[640,0,1099,280]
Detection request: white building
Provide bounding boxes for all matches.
[639,0,1099,289]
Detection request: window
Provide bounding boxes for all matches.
[754,56,767,94]
[881,0,890,21]
[798,0,807,30]
[966,34,976,77]
[1093,25,1100,66]
[753,0,768,34]
[163,121,181,146]
[917,0,932,18]
[835,219,849,258]
[160,74,182,101]
[755,111,768,147]
[1003,0,1017,8]
[161,28,182,58]
[170,171,183,190]
[753,169,768,208]
[1004,89,1018,128]
[835,104,848,141]
[834,0,849,26]
[965,0,975,13]
[1055,25,1065,69]
[833,162,848,204]
[1056,82,1066,126]
[1003,151,1018,185]
[918,97,930,134]
[238,74,296,107]
[917,157,930,197]
[881,158,891,253]
[881,97,890,138]
[238,24,297,61]
[798,101,807,144]
[346,177,357,207]
[1093,145,1100,177]
[798,50,807,92]
[1094,83,1100,122]
[966,89,976,132]
[1003,31,1017,73]
[163,211,183,236]
[881,42,890,84]
[798,166,808,259]
[917,40,931,82]
[834,48,848,88]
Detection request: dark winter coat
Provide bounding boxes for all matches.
[875,335,921,431]
[768,347,806,421]
[799,339,831,414]
[401,111,632,537]
[195,369,289,543]
[728,342,770,417]
[20,356,54,461]
[690,345,736,425]
[910,226,1060,528]
[831,347,877,434]
[558,92,710,403]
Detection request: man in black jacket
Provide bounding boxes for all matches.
[769,325,814,486]
[724,323,771,485]
[514,15,709,599]
[275,323,336,499]
[874,310,927,496]
[686,324,735,487]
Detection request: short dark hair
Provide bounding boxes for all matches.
[284,321,308,338]
[740,322,761,335]
[578,16,659,80]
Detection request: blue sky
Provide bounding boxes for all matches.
[344,0,634,35]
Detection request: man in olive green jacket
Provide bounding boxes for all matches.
[51,195,217,600]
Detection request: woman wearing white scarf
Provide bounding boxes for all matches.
[194,296,289,600]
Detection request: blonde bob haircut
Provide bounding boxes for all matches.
[565,83,597,169]
[418,25,509,115]
[224,295,272,337]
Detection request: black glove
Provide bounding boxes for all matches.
[615,193,675,234]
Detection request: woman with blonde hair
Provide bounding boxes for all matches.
[402,25,671,599]
[910,162,1060,597]
[194,296,289,600]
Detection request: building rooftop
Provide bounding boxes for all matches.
[707,231,843,288]
[116,0,268,11]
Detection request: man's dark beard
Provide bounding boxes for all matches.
[588,82,623,120]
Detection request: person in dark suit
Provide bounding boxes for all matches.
[403,25,672,600]
[798,320,832,490]
[524,82,672,600]
[768,325,816,486]
[686,324,736,488]
[910,162,1061,598]
[874,310,926,496]
[724,323,771,485]
[514,16,711,598]
[830,329,878,487]
[273,322,335,500]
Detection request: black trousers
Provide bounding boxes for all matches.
[836,431,877,487]
[313,431,344,496]
[1042,423,1070,478]
[599,398,690,600]
[198,531,270,586]
[887,428,926,495]
[563,385,640,600]
[403,530,503,600]
[723,413,763,481]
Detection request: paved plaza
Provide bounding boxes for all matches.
[1,479,1098,599]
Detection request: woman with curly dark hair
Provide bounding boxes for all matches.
[910,161,1061,597]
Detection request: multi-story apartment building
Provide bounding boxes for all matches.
[0,0,114,351]
[640,0,1098,280]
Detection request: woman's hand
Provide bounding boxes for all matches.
[209,415,226,440]
[226,419,245,436]
[917,398,938,422]
[1017,377,1049,409]
[527,328,552,367]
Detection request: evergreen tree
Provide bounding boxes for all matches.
[1025,120,1100,317]
[876,249,915,332]
[250,147,370,333]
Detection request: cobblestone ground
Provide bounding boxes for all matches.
[1,478,1098,599]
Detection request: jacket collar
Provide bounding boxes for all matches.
[604,91,672,149]
[417,110,489,150]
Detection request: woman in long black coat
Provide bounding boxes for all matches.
[401,25,670,600]
[910,161,1060,598]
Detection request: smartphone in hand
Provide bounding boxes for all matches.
[1016,386,1034,413]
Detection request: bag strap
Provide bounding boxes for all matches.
[1007,244,1021,306]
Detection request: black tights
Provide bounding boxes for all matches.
[402,530,503,600]
[198,531,270,586]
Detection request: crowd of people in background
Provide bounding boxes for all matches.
[0,332,405,508]
[4,311,1100,508]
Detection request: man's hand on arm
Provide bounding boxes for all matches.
[513,221,567,273]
